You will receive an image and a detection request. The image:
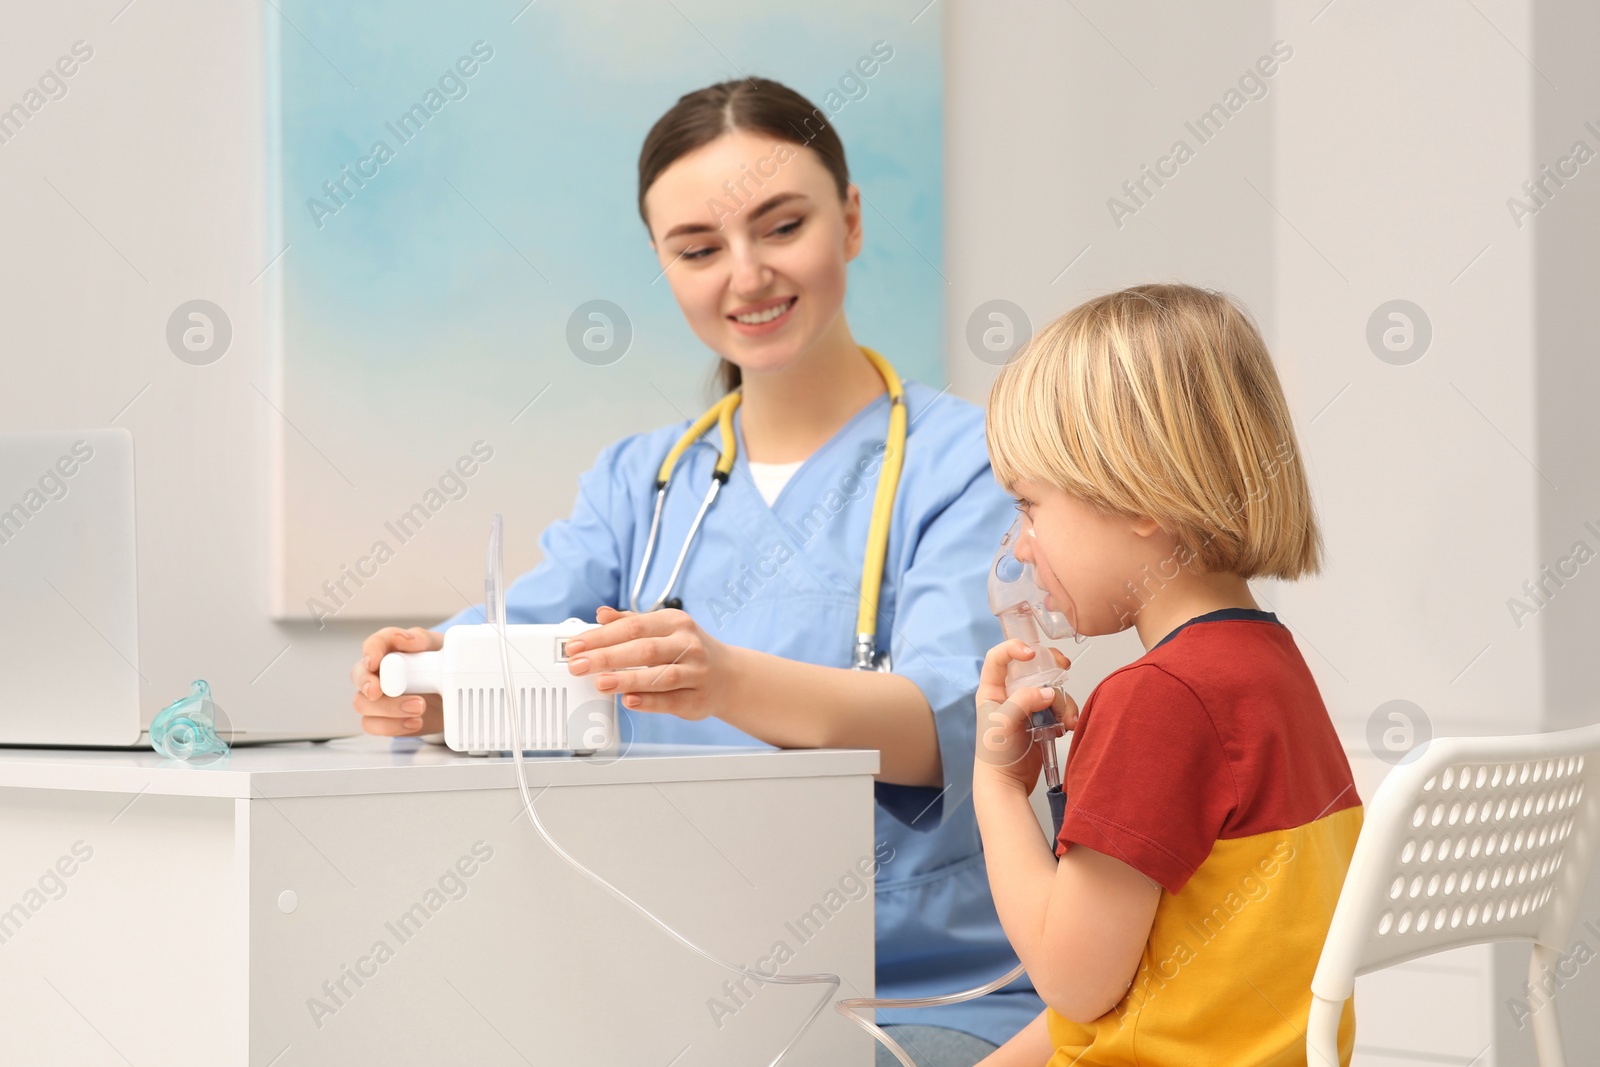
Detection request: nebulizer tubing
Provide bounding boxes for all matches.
[833,515,1082,1064]
[485,513,1073,1067]
[486,515,840,1067]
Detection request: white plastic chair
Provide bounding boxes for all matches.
[1308,723,1600,1067]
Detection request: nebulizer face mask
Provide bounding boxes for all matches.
[150,679,231,765]
[989,516,1078,695]
[988,515,1081,819]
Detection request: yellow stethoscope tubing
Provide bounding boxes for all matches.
[850,347,904,656]
[629,347,905,669]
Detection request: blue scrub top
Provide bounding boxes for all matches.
[437,378,1042,1046]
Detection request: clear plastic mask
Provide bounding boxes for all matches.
[988,517,1080,696]
[989,517,1077,639]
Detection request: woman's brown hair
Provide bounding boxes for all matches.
[638,77,851,395]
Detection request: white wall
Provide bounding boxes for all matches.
[1,0,1595,1060]
[0,1,345,737]
[948,0,1554,762]
[946,1,1599,1062]
[1501,1,1600,1060]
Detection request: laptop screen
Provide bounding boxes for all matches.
[0,428,141,745]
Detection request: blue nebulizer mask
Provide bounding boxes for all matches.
[150,679,231,763]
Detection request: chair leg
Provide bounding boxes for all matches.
[1306,994,1346,1067]
[1529,944,1567,1067]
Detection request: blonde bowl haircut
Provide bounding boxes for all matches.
[986,283,1323,581]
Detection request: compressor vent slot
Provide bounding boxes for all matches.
[455,686,570,750]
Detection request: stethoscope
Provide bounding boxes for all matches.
[629,345,907,671]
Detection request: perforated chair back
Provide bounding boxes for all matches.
[1308,723,1600,1067]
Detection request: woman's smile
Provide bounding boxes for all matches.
[728,295,798,336]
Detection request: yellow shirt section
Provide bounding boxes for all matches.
[1046,805,1363,1066]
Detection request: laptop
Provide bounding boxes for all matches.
[0,428,343,749]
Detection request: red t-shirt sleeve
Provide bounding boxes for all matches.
[1054,663,1236,894]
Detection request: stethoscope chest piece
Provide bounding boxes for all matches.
[852,634,893,672]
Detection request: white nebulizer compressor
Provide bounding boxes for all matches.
[379,514,617,757]
[378,621,617,756]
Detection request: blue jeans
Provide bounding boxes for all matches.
[874,1024,999,1067]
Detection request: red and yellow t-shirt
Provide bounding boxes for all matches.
[1048,608,1362,1066]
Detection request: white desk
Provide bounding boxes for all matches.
[0,736,879,1066]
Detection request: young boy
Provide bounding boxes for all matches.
[972,284,1362,1066]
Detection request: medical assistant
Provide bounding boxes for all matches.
[437,377,1043,1045]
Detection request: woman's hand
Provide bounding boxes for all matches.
[974,640,1078,792]
[563,605,739,720]
[351,626,444,736]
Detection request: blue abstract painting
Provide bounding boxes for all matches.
[265,0,943,621]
